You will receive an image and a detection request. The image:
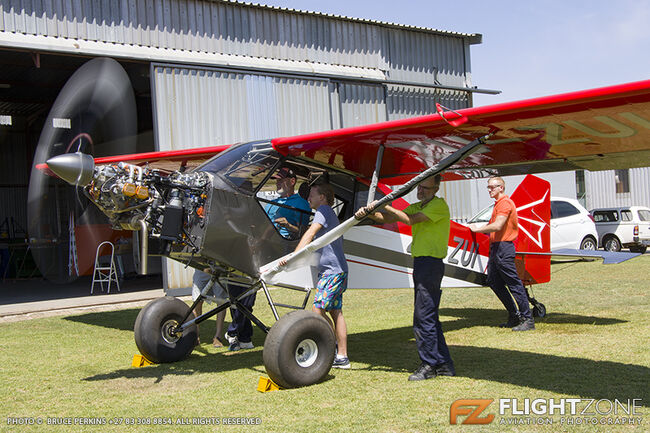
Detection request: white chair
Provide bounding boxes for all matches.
[91,241,121,294]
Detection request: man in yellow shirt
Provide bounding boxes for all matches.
[356,174,454,381]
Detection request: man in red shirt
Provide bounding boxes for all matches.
[469,176,534,331]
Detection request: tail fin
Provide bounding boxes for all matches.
[510,175,551,284]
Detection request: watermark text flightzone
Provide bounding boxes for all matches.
[450,398,643,425]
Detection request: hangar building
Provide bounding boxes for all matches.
[0,0,495,289]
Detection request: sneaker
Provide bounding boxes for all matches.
[512,318,535,331]
[408,363,436,381]
[499,314,521,328]
[228,341,240,351]
[435,362,456,377]
[224,332,237,345]
[239,341,254,350]
[332,356,350,369]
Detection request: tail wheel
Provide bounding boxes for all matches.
[532,302,547,318]
[134,297,197,363]
[263,310,335,389]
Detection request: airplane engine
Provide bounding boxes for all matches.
[46,155,214,270]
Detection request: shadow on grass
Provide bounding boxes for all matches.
[439,307,626,333]
[64,308,141,332]
[80,307,646,405]
[64,306,625,334]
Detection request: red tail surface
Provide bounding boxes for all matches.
[511,175,551,284]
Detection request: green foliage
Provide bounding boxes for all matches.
[1,257,648,432]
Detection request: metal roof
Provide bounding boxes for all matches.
[236,1,483,43]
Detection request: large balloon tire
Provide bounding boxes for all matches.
[134,297,197,364]
[263,311,336,389]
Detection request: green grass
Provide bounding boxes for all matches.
[1,257,649,432]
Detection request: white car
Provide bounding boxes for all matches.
[590,206,650,253]
[467,197,598,251]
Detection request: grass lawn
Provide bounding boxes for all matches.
[1,256,648,432]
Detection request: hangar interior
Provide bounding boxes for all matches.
[0,51,156,286]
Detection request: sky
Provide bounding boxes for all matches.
[256,0,650,106]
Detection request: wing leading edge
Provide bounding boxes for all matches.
[272,80,650,184]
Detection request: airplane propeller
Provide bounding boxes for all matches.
[27,57,137,283]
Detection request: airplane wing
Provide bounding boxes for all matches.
[38,80,650,183]
[271,80,650,184]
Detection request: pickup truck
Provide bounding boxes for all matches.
[591,206,650,253]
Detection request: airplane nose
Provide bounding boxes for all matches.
[46,152,96,186]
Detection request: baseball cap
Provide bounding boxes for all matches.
[274,167,297,179]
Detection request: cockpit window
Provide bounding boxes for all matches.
[256,164,315,240]
[197,141,280,194]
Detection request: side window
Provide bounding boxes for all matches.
[638,210,650,222]
[621,210,633,221]
[551,201,579,219]
[593,211,618,222]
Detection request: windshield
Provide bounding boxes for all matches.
[197,140,280,194]
[468,204,494,223]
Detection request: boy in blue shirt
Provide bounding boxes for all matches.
[281,183,350,368]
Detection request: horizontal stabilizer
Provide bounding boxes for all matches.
[518,249,641,264]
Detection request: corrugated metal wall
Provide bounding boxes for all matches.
[585,168,650,210]
[387,85,469,119]
[387,28,469,87]
[153,65,332,150]
[1,0,475,87]
[337,82,387,127]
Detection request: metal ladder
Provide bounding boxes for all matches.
[91,241,120,294]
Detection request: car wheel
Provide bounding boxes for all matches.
[629,246,647,254]
[263,310,335,389]
[579,236,597,250]
[603,236,621,252]
[134,297,197,364]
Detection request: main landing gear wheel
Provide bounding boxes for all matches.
[263,310,336,389]
[134,297,197,364]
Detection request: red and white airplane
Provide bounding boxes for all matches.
[35,58,650,387]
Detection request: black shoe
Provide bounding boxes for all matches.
[499,314,520,328]
[512,318,535,331]
[408,363,436,381]
[435,362,456,376]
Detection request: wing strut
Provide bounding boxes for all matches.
[367,143,385,206]
[259,133,492,283]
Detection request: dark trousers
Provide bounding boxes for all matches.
[226,283,257,343]
[412,256,453,367]
[487,241,531,319]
